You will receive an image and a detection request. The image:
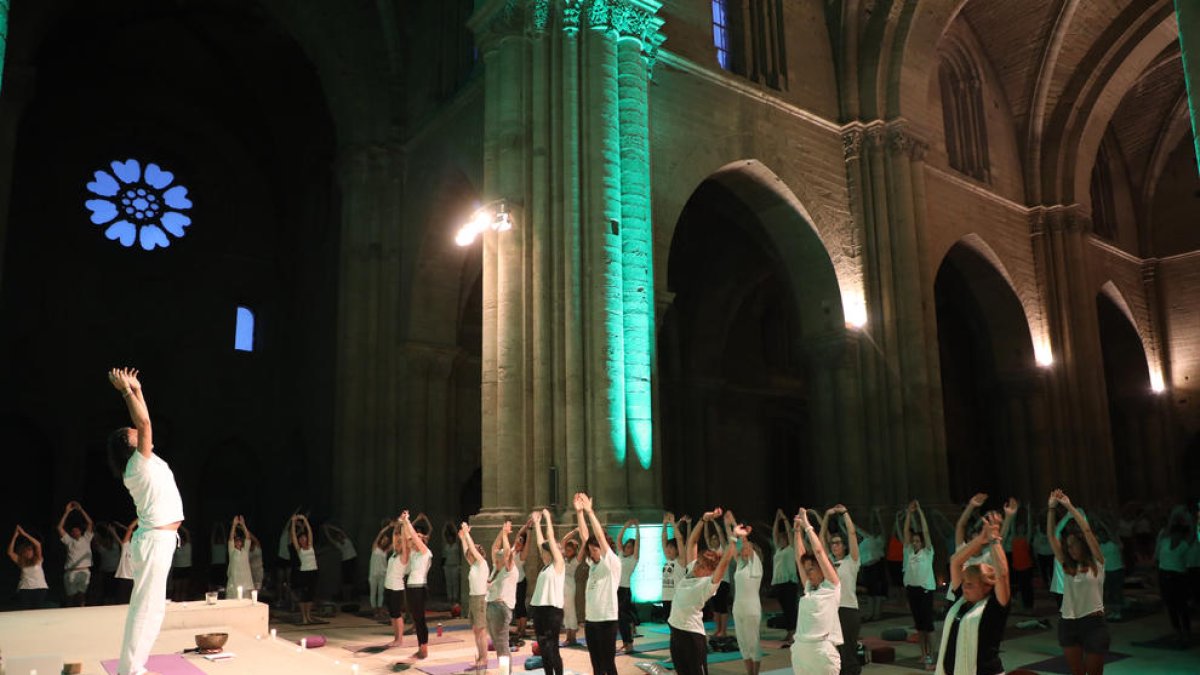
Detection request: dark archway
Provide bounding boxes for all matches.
[934,241,1042,503]
[660,174,828,521]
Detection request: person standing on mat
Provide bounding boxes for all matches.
[459,522,491,672]
[821,505,862,675]
[661,513,686,620]
[616,517,641,654]
[936,511,1010,675]
[113,519,138,604]
[383,515,410,648]
[57,500,95,607]
[576,491,622,675]
[400,511,433,659]
[8,524,49,609]
[290,514,319,624]
[486,520,519,666]
[668,508,740,675]
[561,527,583,646]
[791,508,843,675]
[368,521,393,621]
[727,510,763,675]
[226,516,255,598]
[902,500,936,669]
[1048,489,1109,675]
[106,367,185,675]
[530,508,567,675]
[442,522,462,607]
[511,519,533,644]
[771,508,799,647]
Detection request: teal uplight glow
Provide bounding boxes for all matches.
[0,0,8,94]
[607,523,666,604]
[1176,0,1200,171]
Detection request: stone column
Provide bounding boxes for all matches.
[1176,0,1200,168]
[468,0,667,526]
[0,0,8,94]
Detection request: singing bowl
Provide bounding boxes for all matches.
[195,632,229,651]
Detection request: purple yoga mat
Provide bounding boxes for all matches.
[418,654,528,675]
[102,654,207,675]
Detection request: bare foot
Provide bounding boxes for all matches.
[412,649,428,660]
[383,640,404,648]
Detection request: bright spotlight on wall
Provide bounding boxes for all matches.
[1034,342,1054,368]
[455,200,512,246]
[1149,369,1166,394]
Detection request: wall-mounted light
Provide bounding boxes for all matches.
[1149,368,1166,394]
[1034,342,1054,368]
[455,200,512,247]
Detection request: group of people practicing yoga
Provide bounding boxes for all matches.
[4,367,1197,675]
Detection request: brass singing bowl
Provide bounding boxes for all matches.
[195,632,229,651]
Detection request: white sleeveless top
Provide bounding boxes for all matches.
[531,564,566,608]
[297,547,318,572]
[385,553,407,590]
[407,549,433,586]
[18,563,48,590]
[1061,566,1105,619]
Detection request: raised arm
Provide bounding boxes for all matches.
[7,527,18,564]
[794,511,810,578]
[57,503,73,538]
[414,513,433,538]
[401,512,430,555]
[1000,498,1019,540]
[1057,491,1103,566]
[1046,492,1066,564]
[688,510,719,565]
[773,509,791,548]
[951,512,1010,605]
[662,513,675,553]
[229,518,240,545]
[289,515,302,550]
[903,502,915,543]
[630,519,641,559]
[917,503,932,554]
[956,493,987,548]
[459,523,481,565]
[798,509,839,585]
[123,519,138,544]
[109,368,152,458]
[617,520,631,553]
[842,507,860,561]
[540,509,564,571]
[819,507,834,547]
[581,496,612,558]
[574,493,591,546]
[710,523,747,587]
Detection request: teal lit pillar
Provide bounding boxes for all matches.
[0,0,8,94]
[1179,0,1200,169]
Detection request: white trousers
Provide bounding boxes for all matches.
[369,573,386,609]
[733,604,761,661]
[119,529,178,675]
[790,638,840,675]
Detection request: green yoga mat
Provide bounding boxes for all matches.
[654,650,745,669]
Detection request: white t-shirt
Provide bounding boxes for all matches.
[488,561,519,608]
[115,542,134,580]
[733,553,763,613]
[585,549,622,621]
[903,545,935,590]
[369,547,388,577]
[531,564,566,608]
[619,553,638,588]
[407,549,433,586]
[297,547,318,572]
[833,555,860,609]
[468,557,490,596]
[385,553,407,590]
[172,541,193,568]
[18,562,48,590]
[794,579,843,644]
[772,544,798,585]
[661,557,686,601]
[1061,566,1104,619]
[337,538,357,561]
[61,532,94,570]
[668,563,718,634]
[227,544,254,589]
[565,558,580,594]
[123,451,184,528]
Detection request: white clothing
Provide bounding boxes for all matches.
[61,532,95,570]
[531,564,566,608]
[1050,512,1082,594]
[585,549,622,622]
[64,568,91,595]
[662,557,685,601]
[946,543,992,600]
[772,544,798,585]
[118,528,177,675]
[18,562,48,590]
[859,535,884,567]
[116,542,135,580]
[369,575,385,609]
[733,554,763,661]
[249,547,264,590]
[668,565,719,634]
[833,556,860,609]
[487,562,519,609]
[795,580,843,645]
[516,553,527,582]
[297,547,318,572]
[210,543,227,566]
[385,553,407,591]
[407,549,433,586]
[468,557,490,596]
[369,547,389,577]
[619,553,638,588]
[227,544,253,591]
[171,541,192,569]
[934,596,990,675]
[1060,566,1104,619]
[123,452,185,528]
[564,558,580,629]
[1100,541,1122,571]
[1158,537,1190,573]
[903,545,936,591]
[790,638,840,675]
[337,538,357,561]
[99,542,121,573]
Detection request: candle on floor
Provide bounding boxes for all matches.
[300,637,307,651]
[270,628,277,640]
[251,589,258,603]
[237,585,244,600]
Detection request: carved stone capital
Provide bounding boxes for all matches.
[842,129,864,162]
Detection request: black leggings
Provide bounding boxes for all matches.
[774,582,798,631]
[585,619,618,675]
[407,585,429,645]
[532,605,564,675]
[617,586,635,645]
[1161,570,1191,635]
[669,626,709,675]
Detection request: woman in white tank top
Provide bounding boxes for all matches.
[1047,490,1109,675]
[8,524,48,609]
[530,509,567,675]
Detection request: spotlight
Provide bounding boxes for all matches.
[455,200,513,246]
[1150,370,1166,394]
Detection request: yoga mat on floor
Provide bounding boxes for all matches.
[891,655,936,672]
[627,639,671,653]
[1131,635,1196,650]
[417,654,528,675]
[344,634,463,653]
[643,621,714,635]
[102,654,207,675]
[655,650,744,669]
[1016,651,1129,673]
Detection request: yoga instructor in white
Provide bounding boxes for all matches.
[106,367,184,675]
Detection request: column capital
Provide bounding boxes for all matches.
[842,128,864,162]
[885,122,929,161]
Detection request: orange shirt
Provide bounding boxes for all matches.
[886,535,904,562]
[1012,537,1033,570]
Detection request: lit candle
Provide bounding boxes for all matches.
[499,654,510,675]
[251,589,259,603]
[270,628,277,640]
[237,585,244,600]
[300,638,307,651]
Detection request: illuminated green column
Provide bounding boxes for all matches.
[0,0,8,94]
[1177,0,1200,169]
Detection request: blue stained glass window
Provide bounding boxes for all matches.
[712,0,730,71]
[85,158,193,251]
[235,306,255,352]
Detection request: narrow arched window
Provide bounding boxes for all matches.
[235,306,255,352]
[938,44,990,182]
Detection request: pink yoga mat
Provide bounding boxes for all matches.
[418,654,528,675]
[102,654,207,675]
